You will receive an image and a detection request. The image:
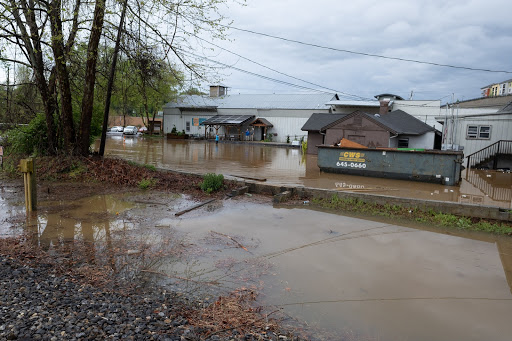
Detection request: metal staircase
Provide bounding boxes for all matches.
[466,140,512,169]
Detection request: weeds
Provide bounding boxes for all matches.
[138,178,157,189]
[200,173,224,194]
[312,195,512,235]
[142,164,156,171]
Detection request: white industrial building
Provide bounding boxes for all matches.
[436,97,512,167]
[162,86,336,143]
[163,87,442,143]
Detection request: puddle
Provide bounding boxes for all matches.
[32,194,136,248]
[0,184,26,237]
[157,200,512,341]
[96,138,512,209]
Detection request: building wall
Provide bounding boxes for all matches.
[482,81,512,97]
[162,108,216,136]
[324,116,389,148]
[163,107,328,142]
[388,132,436,149]
[307,132,324,154]
[442,113,512,161]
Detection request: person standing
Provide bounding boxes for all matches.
[245,128,250,141]
[215,134,219,144]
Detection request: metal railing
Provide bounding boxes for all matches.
[466,140,512,169]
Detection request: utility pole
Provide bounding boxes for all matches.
[99,0,128,156]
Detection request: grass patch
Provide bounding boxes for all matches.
[142,164,156,172]
[312,195,512,235]
[138,178,157,189]
[68,161,87,179]
[200,173,224,194]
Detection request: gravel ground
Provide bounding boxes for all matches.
[0,256,300,341]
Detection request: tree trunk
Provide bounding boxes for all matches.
[49,0,75,153]
[78,0,106,156]
[99,0,128,157]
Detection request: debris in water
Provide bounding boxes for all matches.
[175,199,216,217]
[211,231,251,253]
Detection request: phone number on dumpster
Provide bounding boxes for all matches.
[336,161,367,168]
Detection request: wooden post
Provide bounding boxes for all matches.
[19,158,37,212]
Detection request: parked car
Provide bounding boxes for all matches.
[138,126,148,133]
[110,126,124,132]
[123,126,138,135]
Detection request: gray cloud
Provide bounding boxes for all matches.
[193,0,512,102]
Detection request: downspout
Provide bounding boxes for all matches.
[389,133,398,148]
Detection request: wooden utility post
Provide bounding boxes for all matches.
[19,158,37,212]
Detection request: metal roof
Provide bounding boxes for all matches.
[301,113,347,131]
[325,100,381,107]
[165,93,336,110]
[200,115,255,126]
[496,100,512,114]
[251,118,273,127]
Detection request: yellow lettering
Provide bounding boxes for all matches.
[343,152,349,157]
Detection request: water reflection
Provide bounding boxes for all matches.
[33,195,133,251]
[0,184,25,237]
[96,137,512,208]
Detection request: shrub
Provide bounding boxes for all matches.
[5,113,49,156]
[143,164,156,171]
[301,140,308,154]
[200,173,224,194]
[138,178,156,189]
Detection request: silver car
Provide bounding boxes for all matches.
[123,126,138,135]
[110,126,124,132]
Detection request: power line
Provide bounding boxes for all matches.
[178,48,338,95]
[205,21,512,74]
[191,34,369,101]
[177,49,470,108]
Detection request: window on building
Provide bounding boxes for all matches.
[479,126,491,139]
[186,121,190,132]
[501,84,506,95]
[398,138,409,148]
[467,125,491,139]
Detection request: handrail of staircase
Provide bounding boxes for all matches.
[466,140,512,169]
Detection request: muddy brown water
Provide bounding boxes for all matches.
[95,136,512,209]
[2,185,512,341]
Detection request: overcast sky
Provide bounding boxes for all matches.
[194,0,512,103]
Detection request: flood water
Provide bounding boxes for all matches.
[161,200,512,341]
[95,136,512,209]
[2,187,511,341]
